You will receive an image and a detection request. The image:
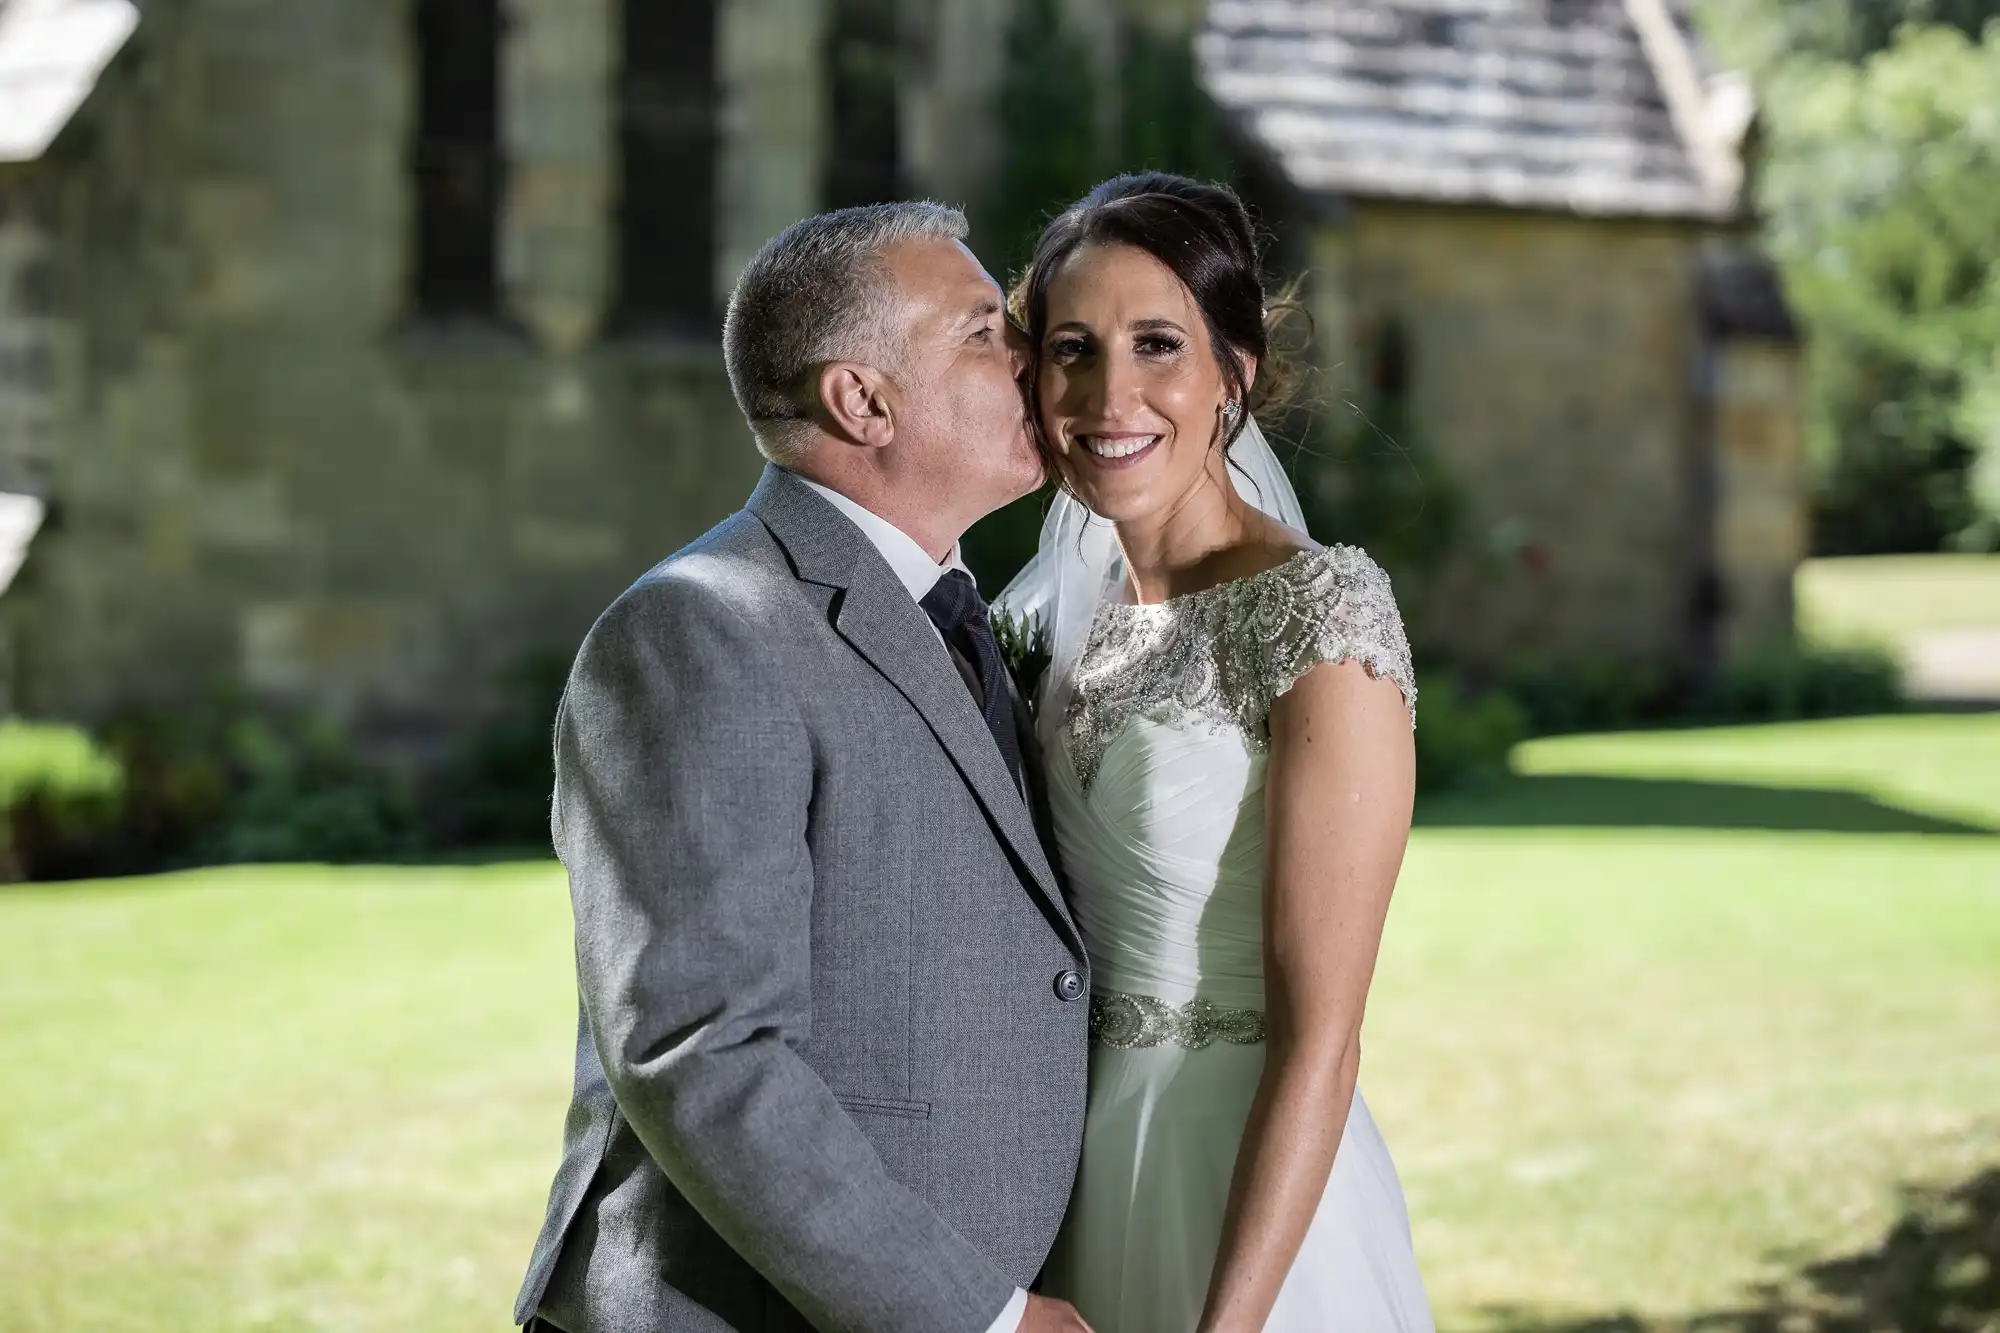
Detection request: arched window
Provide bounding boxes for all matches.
[823,0,902,209]
[613,0,720,335]
[412,0,503,318]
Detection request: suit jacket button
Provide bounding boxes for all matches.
[1054,970,1085,1002]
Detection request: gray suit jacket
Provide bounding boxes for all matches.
[516,465,1091,1332]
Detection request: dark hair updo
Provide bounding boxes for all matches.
[1009,172,1308,456]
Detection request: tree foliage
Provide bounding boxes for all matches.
[1771,24,2000,551]
[1117,21,1232,188]
[977,0,1109,279]
[976,2,1235,278]
[1704,2,2000,552]
[1707,0,2000,66]
[962,2,1238,590]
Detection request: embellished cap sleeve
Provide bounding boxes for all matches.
[1062,545,1417,793]
[1233,545,1417,727]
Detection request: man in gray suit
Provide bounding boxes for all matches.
[514,202,1093,1333]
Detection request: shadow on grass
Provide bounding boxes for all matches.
[1417,776,1997,837]
[1483,1165,2000,1333]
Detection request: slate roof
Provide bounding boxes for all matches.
[1198,0,1748,220]
[0,0,138,164]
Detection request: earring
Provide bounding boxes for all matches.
[1222,399,1243,429]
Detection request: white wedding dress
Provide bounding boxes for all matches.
[1036,543,1435,1332]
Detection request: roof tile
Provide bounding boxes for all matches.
[1198,0,1738,219]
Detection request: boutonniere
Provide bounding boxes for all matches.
[992,608,1052,718]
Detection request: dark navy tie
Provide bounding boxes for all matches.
[919,569,1025,792]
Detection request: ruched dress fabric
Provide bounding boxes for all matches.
[1039,546,1435,1332]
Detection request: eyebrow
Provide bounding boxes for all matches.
[955,299,1002,330]
[1044,317,1190,337]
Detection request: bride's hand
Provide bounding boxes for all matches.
[1017,1293,1094,1332]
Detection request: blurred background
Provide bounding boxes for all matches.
[0,0,1994,1328]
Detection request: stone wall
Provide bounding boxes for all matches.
[0,177,56,499]
[1708,337,1806,661]
[2,0,771,749]
[0,0,1804,743]
[1314,203,1715,669]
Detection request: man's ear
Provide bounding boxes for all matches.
[817,362,896,449]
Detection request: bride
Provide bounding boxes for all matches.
[999,173,1435,1333]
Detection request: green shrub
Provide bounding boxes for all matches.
[1413,674,1530,793]
[71,653,576,874]
[59,705,233,875]
[195,714,419,866]
[1498,658,1685,736]
[0,720,126,809]
[424,650,569,852]
[73,701,421,874]
[0,721,126,882]
[1689,643,1903,724]
[5,653,582,876]
[1498,642,1904,738]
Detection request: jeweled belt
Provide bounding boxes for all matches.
[1088,989,1266,1049]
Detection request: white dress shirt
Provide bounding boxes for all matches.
[797,476,974,611]
[796,476,1032,1333]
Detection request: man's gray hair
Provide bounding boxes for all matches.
[723,201,970,464]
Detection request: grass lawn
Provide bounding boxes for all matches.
[0,863,578,1333]
[1797,554,2000,701]
[1797,554,2000,647]
[1386,713,2000,1328]
[2,714,1996,1331]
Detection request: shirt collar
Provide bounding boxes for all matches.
[795,475,972,604]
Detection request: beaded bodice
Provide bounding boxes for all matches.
[1046,544,1418,1042]
[1062,545,1416,795]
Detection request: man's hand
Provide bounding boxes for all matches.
[1017,1293,1094,1332]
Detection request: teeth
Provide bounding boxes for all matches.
[1081,435,1158,459]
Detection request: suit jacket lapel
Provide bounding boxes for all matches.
[1009,671,1062,879]
[748,466,1079,951]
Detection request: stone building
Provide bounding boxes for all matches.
[0,0,1799,749]
[1199,0,1804,670]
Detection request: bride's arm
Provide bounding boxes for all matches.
[1196,658,1416,1333]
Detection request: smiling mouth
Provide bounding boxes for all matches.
[1077,434,1162,467]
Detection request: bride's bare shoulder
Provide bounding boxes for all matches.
[1203,514,1319,587]
[1250,512,1320,567]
